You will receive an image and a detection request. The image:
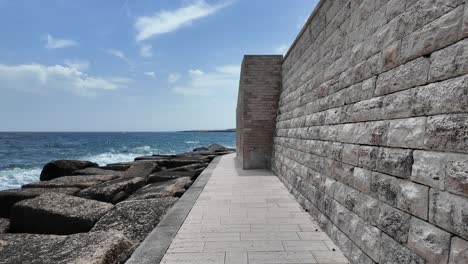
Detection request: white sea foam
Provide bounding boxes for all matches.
[0,167,42,190]
[185,141,200,144]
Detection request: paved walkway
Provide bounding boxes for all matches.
[160,154,349,264]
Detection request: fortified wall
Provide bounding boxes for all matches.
[236,0,468,263]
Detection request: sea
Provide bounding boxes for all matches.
[0,132,236,190]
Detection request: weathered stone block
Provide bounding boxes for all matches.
[10,193,113,235]
[387,117,426,149]
[424,114,468,153]
[407,217,451,264]
[397,180,429,220]
[371,172,398,206]
[429,189,468,240]
[449,236,468,263]
[376,148,413,178]
[78,176,146,204]
[446,160,468,197]
[412,150,448,189]
[358,146,378,170]
[23,175,119,189]
[352,167,372,193]
[379,233,424,264]
[429,39,468,81]
[377,203,411,243]
[342,143,359,166]
[375,57,429,96]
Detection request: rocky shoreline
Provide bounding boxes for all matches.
[0,144,234,264]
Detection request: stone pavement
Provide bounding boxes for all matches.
[160,154,349,264]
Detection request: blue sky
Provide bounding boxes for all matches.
[0,0,318,131]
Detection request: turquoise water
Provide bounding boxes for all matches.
[0,132,236,190]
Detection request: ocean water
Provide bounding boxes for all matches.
[0,132,236,190]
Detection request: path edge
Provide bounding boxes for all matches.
[125,155,223,264]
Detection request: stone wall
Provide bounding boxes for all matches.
[236,55,282,169]
[270,0,468,263]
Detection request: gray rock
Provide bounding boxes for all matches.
[99,164,132,171]
[424,112,468,153]
[407,217,451,264]
[207,144,229,152]
[40,160,98,181]
[446,160,468,198]
[379,233,425,264]
[376,148,413,178]
[23,175,119,189]
[0,231,133,264]
[370,172,398,207]
[168,163,208,173]
[72,167,124,176]
[0,187,80,217]
[193,147,209,152]
[397,180,429,220]
[78,177,146,204]
[429,189,468,240]
[449,236,468,264]
[92,197,177,243]
[147,170,198,183]
[376,203,411,243]
[387,117,426,149]
[0,218,9,233]
[127,177,192,200]
[122,162,159,178]
[9,192,113,235]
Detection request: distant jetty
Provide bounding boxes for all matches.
[180,128,236,133]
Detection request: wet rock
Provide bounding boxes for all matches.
[10,192,113,235]
[72,167,124,176]
[0,218,9,233]
[92,197,177,243]
[0,231,133,264]
[78,177,146,203]
[0,187,80,218]
[99,164,132,171]
[40,160,98,181]
[22,175,119,189]
[127,177,192,200]
[122,162,159,178]
[147,170,200,183]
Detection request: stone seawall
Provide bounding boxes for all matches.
[238,0,468,263]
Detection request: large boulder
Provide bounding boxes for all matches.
[92,197,177,243]
[127,177,192,200]
[72,167,124,176]
[78,177,146,203]
[0,187,80,218]
[0,231,133,264]
[0,218,9,233]
[122,162,159,178]
[40,160,98,181]
[22,175,119,189]
[147,169,202,183]
[168,162,208,173]
[207,143,227,152]
[9,193,113,235]
[99,164,132,171]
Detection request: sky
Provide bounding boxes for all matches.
[0,0,318,132]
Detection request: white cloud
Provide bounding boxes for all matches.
[0,63,131,96]
[44,34,78,49]
[274,44,289,55]
[64,59,90,71]
[104,49,133,66]
[189,69,204,76]
[134,0,229,42]
[168,73,181,83]
[144,71,156,77]
[139,44,153,58]
[173,64,240,96]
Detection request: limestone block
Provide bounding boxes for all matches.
[449,236,468,263]
[375,57,429,96]
[407,217,451,264]
[397,180,429,220]
[379,233,425,264]
[353,193,380,226]
[352,167,372,193]
[342,143,359,166]
[382,87,414,119]
[387,117,426,149]
[429,189,468,240]
[429,39,468,81]
[370,172,398,206]
[446,160,468,197]
[353,220,382,262]
[376,147,413,178]
[401,5,463,61]
[413,75,468,116]
[377,203,411,243]
[341,97,383,123]
[424,114,468,153]
[358,146,379,170]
